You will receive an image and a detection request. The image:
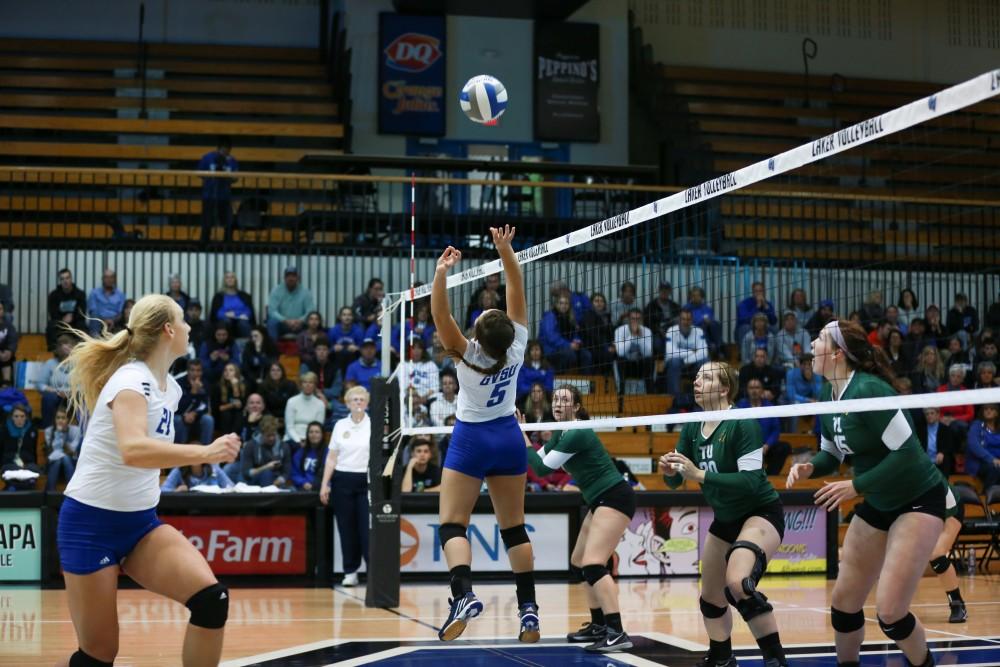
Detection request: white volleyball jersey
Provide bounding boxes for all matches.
[456,321,528,422]
[66,361,182,512]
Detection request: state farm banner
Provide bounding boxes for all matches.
[534,21,600,142]
[163,515,307,575]
[378,13,446,136]
[333,513,569,573]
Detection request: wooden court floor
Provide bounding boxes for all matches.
[3,575,999,666]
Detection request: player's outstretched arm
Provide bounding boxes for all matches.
[491,225,526,327]
[431,246,468,357]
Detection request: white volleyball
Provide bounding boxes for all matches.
[459,74,508,124]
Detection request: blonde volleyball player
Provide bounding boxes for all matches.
[431,225,539,642]
[658,361,789,667]
[787,320,944,667]
[57,295,241,667]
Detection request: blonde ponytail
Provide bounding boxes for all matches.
[61,294,180,416]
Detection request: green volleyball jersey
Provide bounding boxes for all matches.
[526,428,623,505]
[810,371,940,511]
[664,418,778,522]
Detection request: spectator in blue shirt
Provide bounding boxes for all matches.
[735,281,777,343]
[161,462,234,492]
[736,378,788,475]
[539,292,591,372]
[266,266,316,341]
[784,353,823,404]
[345,338,380,391]
[684,286,722,351]
[517,340,555,402]
[86,268,126,336]
[198,135,238,242]
[209,270,256,339]
[329,306,365,373]
[291,421,328,491]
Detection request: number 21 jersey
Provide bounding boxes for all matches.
[66,361,182,512]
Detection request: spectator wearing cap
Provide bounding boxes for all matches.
[184,298,207,351]
[165,273,191,312]
[86,268,126,337]
[210,270,256,339]
[266,266,316,341]
[352,278,384,328]
[784,353,822,404]
[946,293,979,349]
[774,311,811,369]
[345,337,380,391]
[735,281,777,343]
[805,299,834,340]
[643,280,681,347]
[198,135,238,243]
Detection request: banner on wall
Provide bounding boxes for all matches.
[697,505,827,573]
[378,13,447,136]
[0,508,41,581]
[162,515,307,575]
[616,506,700,576]
[534,21,600,142]
[334,513,569,573]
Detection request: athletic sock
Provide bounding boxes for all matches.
[449,565,472,599]
[756,632,786,663]
[709,638,733,661]
[590,607,605,626]
[514,571,536,607]
[604,612,623,633]
[946,588,963,604]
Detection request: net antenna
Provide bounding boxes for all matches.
[393,69,1000,437]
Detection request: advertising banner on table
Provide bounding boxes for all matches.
[697,505,827,573]
[0,508,41,581]
[534,21,600,142]
[334,513,569,573]
[378,13,446,136]
[162,515,307,575]
[615,506,700,576]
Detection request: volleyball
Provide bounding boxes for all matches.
[459,74,507,124]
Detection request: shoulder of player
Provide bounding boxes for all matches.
[850,372,896,399]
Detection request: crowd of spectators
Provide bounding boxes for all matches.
[3,267,1000,496]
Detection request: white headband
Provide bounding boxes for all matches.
[824,320,859,363]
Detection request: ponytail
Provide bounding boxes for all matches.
[447,348,507,377]
[62,294,180,416]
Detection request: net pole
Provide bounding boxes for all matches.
[408,170,416,424]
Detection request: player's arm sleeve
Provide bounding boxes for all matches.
[527,431,576,475]
[807,411,842,477]
[851,448,915,494]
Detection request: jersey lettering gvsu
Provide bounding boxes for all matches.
[456,321,528,422]
[65,361,183,512]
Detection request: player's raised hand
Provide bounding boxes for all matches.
[490,224,516,252]
[436,246,462,273]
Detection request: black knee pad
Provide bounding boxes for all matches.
[438,522,467,547]
[69,649,114,667]
[878,612,916,641]
[700,596,728,619]
[727,589,773,622]
[569,564,584,582]
[831,606,866,633]
[929,555,951,574]
[725,540,768,595]
[186,583,230,629]
[500,524,530,550]
[581,563,610,587]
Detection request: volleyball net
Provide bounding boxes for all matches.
[386,69,1000,440]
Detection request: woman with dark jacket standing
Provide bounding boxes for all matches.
[210,271,256,339]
